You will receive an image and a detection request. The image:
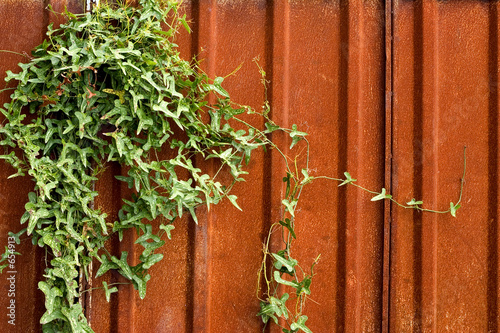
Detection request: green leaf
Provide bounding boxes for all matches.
[40,308,66,325]
[28,192,37,203]
[339,171,356,187]
[102,281,118,303]
[257,293,289,324]
[8,229,26,244]
[27,208,51,235]
[160,224,175,240]
[212,77,229,97]
[264,122,280,133]
[61,304,91,332]
[38,281,63,314]
[290,315,313,333]
[274,270,299,288]
[95,255,119,278]
[371,188,392,201]
[141,72,165,93]
[257,302,278,324]
[279,218,296,239]
[111,252,134,280]
[282,199,297,217]
[188,206,199,224]
[141,253,163,269]
[450,202,460,217]
[272,253,297,274]
[296,276,312,296]
[300,168,313,185]
[227,195,242,211]
[132,274,151,299]
[289,124,307,149]
[407,198,423,206]
[115,175,134,189]
[139,239,165,258]
[180,14,191,33]
[113,132,125,157]
[75,111,92,139]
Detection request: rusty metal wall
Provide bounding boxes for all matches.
[1,0,496,332]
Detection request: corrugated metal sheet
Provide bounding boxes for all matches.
[0,0,497,332]
[390,0,498,331]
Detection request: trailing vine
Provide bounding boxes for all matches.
[0,1,465,332]
[255,145,466,332]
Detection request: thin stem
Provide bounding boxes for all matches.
[313,146,467,215]
[456,146,467,205]
[79,282,130,294]
[0,50,29,57]
[0,87,15,94]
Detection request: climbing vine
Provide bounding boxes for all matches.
[0,1,465,332]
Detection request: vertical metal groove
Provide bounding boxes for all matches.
[351,1,364,331]
[39,3,54,331]
[431,3,440,331]
[206,2,217,331]
[185,3,200,331]
[337,1,349,331]
[189,2,217,331]
[191,1,215,331]
[43,0,51,38]
[383,0,393,330]
[79,0,95,323]
[277,1,291,330]
[282,0,290,130]
[260,2,274,330]
[412,2,424,331]
[414,1,440,331]
[487,3,499,332]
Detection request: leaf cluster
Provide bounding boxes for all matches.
[0,0,286,331]
[257,170,316,333]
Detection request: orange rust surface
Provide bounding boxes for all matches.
[390,0,499,332]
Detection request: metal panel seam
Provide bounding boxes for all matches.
[383,0,393,332]
[487,3,499,332]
